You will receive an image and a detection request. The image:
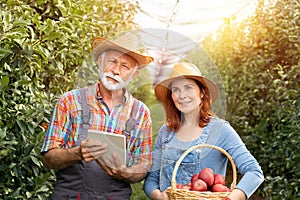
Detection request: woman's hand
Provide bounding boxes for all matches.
[226,188,246,200]
[150,189,169,200]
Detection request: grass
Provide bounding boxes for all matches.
[130,181,149,200]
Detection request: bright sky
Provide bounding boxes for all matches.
[134,0,257,40]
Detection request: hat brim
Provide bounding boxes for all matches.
[92,37,154,69]
[154,75,219,103]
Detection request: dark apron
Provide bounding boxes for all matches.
[50,89,132,200]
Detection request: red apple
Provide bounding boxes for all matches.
[191,179,207,191]
[198,168,214,186]
[225,186,231,192]
[182,182,191,190]
[212,184,228,192]
[213,174,225,185]
[191,173,199,182]
[176,183,183,189]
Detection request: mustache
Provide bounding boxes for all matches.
[103,72,123,83]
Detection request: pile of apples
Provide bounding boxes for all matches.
[176,168,231,192]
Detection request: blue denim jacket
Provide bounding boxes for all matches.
[143,117,264,199]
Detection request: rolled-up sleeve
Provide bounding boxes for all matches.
[128,105,153,171]
[221,122,264,198]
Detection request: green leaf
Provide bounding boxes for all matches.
[0,128,6,139]
[0,47,13,55]
[0,75,9,88]
[16,120,27,132]
[55,3,67,17]
[31,156,41,167]
[26,191,32,198]
[45,32,63,41]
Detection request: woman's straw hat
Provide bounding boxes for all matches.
[92,33,154,69]
[154,62,219,103]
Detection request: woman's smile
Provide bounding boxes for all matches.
[171,78,202,114]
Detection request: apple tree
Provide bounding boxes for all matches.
[203,0,300,199]
[0,0,139,198]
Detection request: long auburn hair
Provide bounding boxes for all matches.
[163,79,213,132]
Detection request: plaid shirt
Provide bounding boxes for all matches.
[41,83,152,170]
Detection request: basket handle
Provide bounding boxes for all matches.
[171,144,237,190]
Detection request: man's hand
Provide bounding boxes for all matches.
[80,139,108,162]
[96,153,130,179]
[96,153,147,183]
[42,138,108,169]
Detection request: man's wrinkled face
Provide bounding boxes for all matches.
[98,50,139,91]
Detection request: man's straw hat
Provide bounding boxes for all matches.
[154,62,219,103]
[92,33,154,69]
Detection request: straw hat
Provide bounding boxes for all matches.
[92,33,154,69]
[154,62,219,103]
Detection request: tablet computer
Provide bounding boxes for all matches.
[88,130,126,165]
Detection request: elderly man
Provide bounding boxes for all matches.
[41,33,154,199]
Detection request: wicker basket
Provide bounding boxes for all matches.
[165,144,237,200]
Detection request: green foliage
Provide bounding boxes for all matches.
[203,0,300,199]
[131,181,148,200]
[0,0,138,199]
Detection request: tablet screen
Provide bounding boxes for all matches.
[88,130,126,165]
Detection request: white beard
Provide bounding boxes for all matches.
[100,71,133,91]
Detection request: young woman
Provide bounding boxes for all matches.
[144,62,264,200]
